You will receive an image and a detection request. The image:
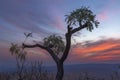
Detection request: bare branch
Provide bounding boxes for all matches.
[61,31,72,62]
[61,24,87,62]
[23,43,47,50]
[22,43,59,63]
[71,24,86,34]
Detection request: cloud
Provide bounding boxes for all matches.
[96,0,120,21]
[0,0,65,36]
[71,38,120,63]
[97,11,108,21]
[0,0,67,53]
[1,0,120,66]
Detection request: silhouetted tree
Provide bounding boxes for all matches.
[10,7,99,80]
[9,43,27,80]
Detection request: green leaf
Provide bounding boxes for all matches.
[43,34,65,55]
[65,7,99,32]
[9,43,26,61]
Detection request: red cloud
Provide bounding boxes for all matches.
[71,38,120,63]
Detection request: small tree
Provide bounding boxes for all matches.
[9,43,27,80]
[10,7,99,80]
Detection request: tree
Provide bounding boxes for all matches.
[10,7,99,80]
[9,43,27,80]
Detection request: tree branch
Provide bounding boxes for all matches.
[61,28,72,62]
[71,24,86,34]
[22,43,59,63]
[61,24,87,62]
[61,25,72,62]
[23,43,46,50]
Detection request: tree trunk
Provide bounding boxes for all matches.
[55,61,64,80]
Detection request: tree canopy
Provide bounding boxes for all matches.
[65,7,99,32]
[43,34,65,55]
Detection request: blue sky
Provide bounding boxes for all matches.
[0,0,120,68]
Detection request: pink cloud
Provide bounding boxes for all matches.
[96,0,120,21]
[54,16,65,31]
[97,11,108,21]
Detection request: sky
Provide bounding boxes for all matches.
[0,0,120,69]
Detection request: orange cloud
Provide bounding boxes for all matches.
[92,56,113,61]
[71,38,120,63]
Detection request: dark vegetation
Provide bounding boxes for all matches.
[22,7,99,80]
[0,63,120,80]
[5,7,119,80]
